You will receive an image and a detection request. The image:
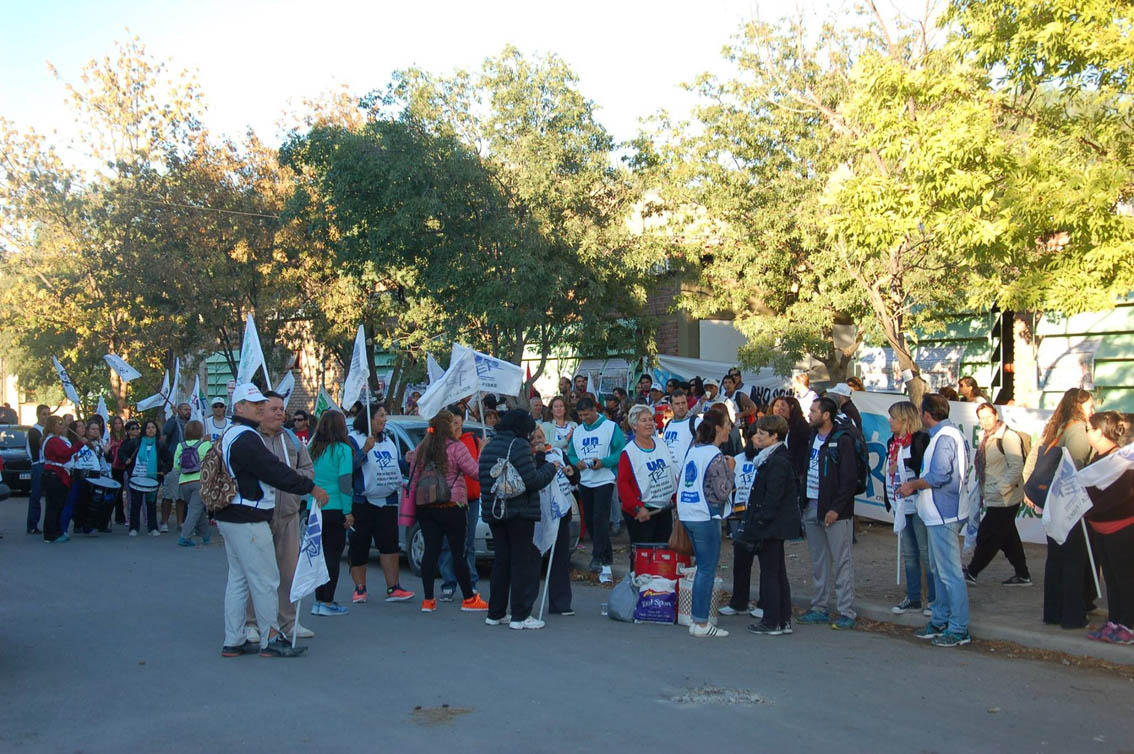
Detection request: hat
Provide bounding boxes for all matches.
[231,383,267,404]
[210,397,226,407]
[704,377,720,388]
[827,383,853,397]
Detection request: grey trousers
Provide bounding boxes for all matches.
[218,521,280,649]
[245,511,300,636]
[803,499,856,619]
[179,481,209,541]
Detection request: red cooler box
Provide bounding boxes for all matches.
[633,544,691,580]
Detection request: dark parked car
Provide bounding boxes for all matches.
[0,426,32,493]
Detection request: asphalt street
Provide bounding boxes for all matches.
[1,495,1131,754]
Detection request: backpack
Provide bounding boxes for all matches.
[1024,440,1062,508]
[179,440,204,474]
[200,427,242,512]
[830,424,870,495]
[414,462,451,507]
[996,426,1033,460]
[488,439,527,519]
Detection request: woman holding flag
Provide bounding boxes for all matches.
[1083,412,1134,644]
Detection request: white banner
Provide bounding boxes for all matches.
[654,354,791,406]
[188,375,204,423]
[136,370,170,412]
[453,343,524,397]
[1041,447,1094,545]
[314,386,340,418]
[341,325,370,411]
[167,357,181,419]
[290,503,330,603]
[274,371,296,410]
[426,353,444,385]
[417,346,479,420]
[236,313,270,387]
[103,353,142,383]
[851,391,1051,545]
[96,396,110,442]
[52,356,82,407]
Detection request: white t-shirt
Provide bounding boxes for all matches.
[806,433,826,501]
[203,416,231,443]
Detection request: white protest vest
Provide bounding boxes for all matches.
[662,416,695,469]
[352,431,402,503]
[204,416,231,443]
[222,424,276,510]
[72,443,102,472]
[545,447,575,516]
[886,442,916,533]
[572,417,617,488]
[623,439,678,507]
[916,424,967,526]
[732,453,757,508]
[677,444,725,522]
[549,421,576,448]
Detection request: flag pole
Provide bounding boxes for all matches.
[291,600,299,649]
[537,524,558,622]
[896,530,901,586]
[366,385,372,436]
[476,392,487,441]
[1080,518,1101,598]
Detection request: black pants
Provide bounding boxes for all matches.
[43,473,68,541]
[757,539,791,629]
[315,510,347,604]
[418,505,473,600]
[96,485,115,530]
[129,489,158,533]
[622,508,673,570]
[967,504,1029,578]
[1043,526,1095,628]
[728,540,758,611]
[580,484,613,566]
[111,468,127,523]
[1098,524,1134,628]
[547,512,573,614]
[488,518,540,621]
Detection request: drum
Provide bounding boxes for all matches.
[128,476,160,494]
[87,476,122,490]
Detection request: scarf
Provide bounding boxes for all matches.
[975,422,1001,495]
[754,441,782,469]
[137,436,157,477]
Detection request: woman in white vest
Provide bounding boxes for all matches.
[567,396,626,583]
[676,405,736,638]
[616,404,678,569]
[883,401,933,616]
[540,396,577,451]
[719,424,761,617]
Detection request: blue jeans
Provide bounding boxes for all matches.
[27,463,43,531]
[683,519,722,623]
[900,514,936,604]
[440,498,480,593]
[926,521,969,634]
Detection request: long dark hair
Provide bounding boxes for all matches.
[771,395,805,427]
[1040,388,1092,447]
[1089,411,1127,446]
[696,405,729,445]
[109,415,125,442]
[309,410,349,463]
[415,410,455,474]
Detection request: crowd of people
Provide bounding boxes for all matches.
[15,367,1134,654]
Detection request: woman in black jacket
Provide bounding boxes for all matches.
[771,395,810,489]
[737,415,801,635]
[479,410,558,630]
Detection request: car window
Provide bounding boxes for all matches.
[0,428,27,449]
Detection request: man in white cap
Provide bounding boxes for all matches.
[218,382,328,659]
[204,397,231,442]
[826,382,863,433]
[699,377,722,414]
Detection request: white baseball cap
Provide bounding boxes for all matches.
[827,383,853,397]
[210,397,227,407]
[231,383,267,404]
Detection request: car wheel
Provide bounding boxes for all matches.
[407,523,424,577]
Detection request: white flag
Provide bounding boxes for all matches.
[314,386,340,418]
[452,343,524,397]
[533,447,573,554]
[291,503,330,603]
[417,345,479,420]
[188,375,204,423]
[341,325,371,411]
[236,313,270,387]
[1042,447,1094,545]
[165,358,181,419]
[103,354,142,383]
[52,356,82,407]
[136,370,169,412]
[586,372,597,397]
[426,352,445,384]
[275,371,296,410]
[96,396,110,442]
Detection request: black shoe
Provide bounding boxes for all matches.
[747,622,784,636]
[963,567,978,586]
[259,637,307,658]
[220,640,259,657]
[27,528,42,535]
[1002,574,1032,587]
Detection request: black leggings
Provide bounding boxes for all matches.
[1043,527,1095,628]
[757,539,791,628]
[967,504,1029,578]
[315,510,347,604]
[418,505,473,600]
[43,473,68,541]
[1098,524,1134,628]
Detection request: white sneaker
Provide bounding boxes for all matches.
[718,605,741,616]
[690,621,729,638]
[149,530,161,537]
[128,530,138,537]
[923,604,934,617]
[245,626,261,643]
[295,624,315,639]
[485,615,511,626]
[749,607,764,619]
[509,617,545,630]
[598,566,613,584]
[160,523,169,533]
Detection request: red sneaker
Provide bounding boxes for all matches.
[352,586,367,604]
[420,599,437,613]
[385,586,414,602]
[461,594,489,612]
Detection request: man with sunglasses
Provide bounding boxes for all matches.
[291,410,311,445]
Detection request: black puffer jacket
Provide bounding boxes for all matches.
[737,444,801,543]
[479,430,556,522]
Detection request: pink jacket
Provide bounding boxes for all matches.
[408,438,480,505]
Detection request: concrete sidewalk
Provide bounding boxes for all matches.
[581,518,1134,667]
